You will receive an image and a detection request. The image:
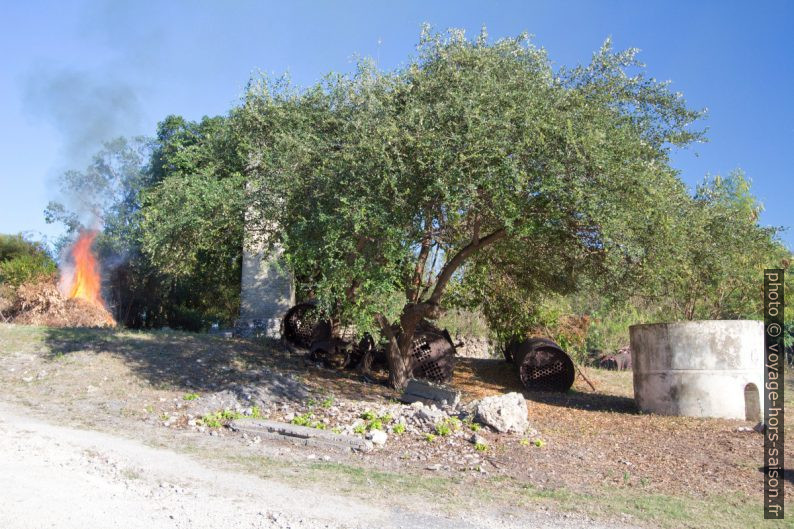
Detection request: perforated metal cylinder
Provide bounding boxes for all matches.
[511,338,575,392]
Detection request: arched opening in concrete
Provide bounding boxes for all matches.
[744,383,760,422]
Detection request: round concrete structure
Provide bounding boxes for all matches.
[629,320,763,420]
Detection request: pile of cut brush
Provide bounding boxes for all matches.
[1,279,115,328]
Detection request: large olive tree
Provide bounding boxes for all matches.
[241,28,704,389]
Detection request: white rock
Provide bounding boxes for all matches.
[415,406,447,425]
[473,392,529,434]
[366,429,388,446]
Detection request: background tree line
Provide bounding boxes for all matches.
[8,27,790,385]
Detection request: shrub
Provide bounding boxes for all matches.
[0,253,56,288]
[0,234,49,262]
[434,422,452,436]
[0,283,14,321]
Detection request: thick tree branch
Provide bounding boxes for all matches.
[428,227,507,306]
[418,243,440,301]
[407,231,433,303]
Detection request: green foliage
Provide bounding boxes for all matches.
[45,119,246,330]
[356,410,391,432]
[183,392,200,401]
[199,409,242,428]
[367,419,383,431]
[641,171,790,321]
[139,115,247,328]
[583,301,650,353]
[0,253,57,287]
[475,442,488,452]
[435,416,462,436]
[468,421,480,432]
[290,412,314,426]
[424,433,436,443]
[0,234,51,263]
[240,27,706,386]
[434,422,451,436]
[392,423,406,435]
[0,234,57,288]
[290,411,327,430]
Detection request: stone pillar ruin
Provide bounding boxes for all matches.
[238,210,294,338]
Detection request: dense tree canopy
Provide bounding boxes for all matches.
[240,28,711,387]
[643,170,788,320]
[139,114,247,326]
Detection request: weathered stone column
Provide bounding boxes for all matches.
[238,205,294,337]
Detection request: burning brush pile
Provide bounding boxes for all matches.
[6,231,115,328]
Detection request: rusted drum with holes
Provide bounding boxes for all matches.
[283,303,331,348]
[405,325,456,384]
[510,338,575,392]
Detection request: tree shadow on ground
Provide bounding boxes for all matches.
[41,326,398,403]
[42,326,296,392]
[454,357,638,413]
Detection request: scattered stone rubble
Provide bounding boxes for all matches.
[151,366,541,464]
[182,367,309,417]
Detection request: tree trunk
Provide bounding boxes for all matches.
[375,313,410,389]
[378,227,507,389]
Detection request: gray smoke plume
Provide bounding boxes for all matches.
[23,69,143,166]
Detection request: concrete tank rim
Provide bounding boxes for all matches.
[629,319,762,332]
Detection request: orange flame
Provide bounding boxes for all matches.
[60,230,115,324]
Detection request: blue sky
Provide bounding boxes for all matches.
[1,0,792,249]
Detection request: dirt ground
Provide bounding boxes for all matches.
[4,401,624,529]
[0,324,791,529]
